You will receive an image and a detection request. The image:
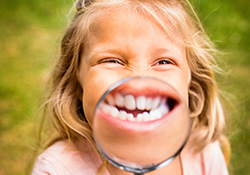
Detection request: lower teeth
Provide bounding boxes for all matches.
[101,103,169,122]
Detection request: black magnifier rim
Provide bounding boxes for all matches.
[94,76,134,112]
[93,76,191,174]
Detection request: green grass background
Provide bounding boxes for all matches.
[0,0,249,174]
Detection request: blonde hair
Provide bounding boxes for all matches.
[43,0,230,164]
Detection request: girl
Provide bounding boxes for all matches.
[32,0,230,174]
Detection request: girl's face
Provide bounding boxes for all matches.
[78,8,191,124]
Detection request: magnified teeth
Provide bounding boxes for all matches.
[101,94,172,122]
[101,103,111,114]
[136,96,146,110]
[159,103,169,115]
[115,93,124,107]
[152,97,161,109]
[124,95,136,110]
[150,110,161,119]
[127,113,135,121]
[146,97,153,110]
[106,95,115,106]
[119,110,127,120]
[142,112,149,122]
[110,106,119,118]
[137,114,143,122]
[149,114,156,121]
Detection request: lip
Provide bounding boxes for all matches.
[94,84,181,133]
[107,78,178,99]
[96,102,180,133]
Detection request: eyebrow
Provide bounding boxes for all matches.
[88,45,127,60]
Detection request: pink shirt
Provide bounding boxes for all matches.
[32,140,228,175]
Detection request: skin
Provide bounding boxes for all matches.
[78,7,191,175]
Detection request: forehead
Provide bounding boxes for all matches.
[89,8,158,40]
[86,5,184,45]
[84,7,185,57]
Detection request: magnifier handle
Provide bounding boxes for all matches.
[134,173,144,175]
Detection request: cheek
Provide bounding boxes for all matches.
[160,72,190,105]
[82,85,101,125]
[179,73,190,105]
[173,79,189,105]
[81,69,127,124]
[82,78,109,125]
[177,61,191,104]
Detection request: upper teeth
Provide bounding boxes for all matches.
[101,94,170,122]
[113,93,162,111]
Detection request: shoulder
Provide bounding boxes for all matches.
[202,141,229,175]
[32,140,103,175]
[181,140,229,175]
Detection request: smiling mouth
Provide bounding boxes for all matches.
[100,93,177,122]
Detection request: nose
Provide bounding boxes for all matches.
[126,65,153,78]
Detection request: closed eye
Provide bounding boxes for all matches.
[153,58,176,66]
[151,58,177,71]
[98,58,125,65]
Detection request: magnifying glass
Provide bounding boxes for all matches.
[93,77,190,175]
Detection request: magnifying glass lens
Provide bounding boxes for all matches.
[93,77,190,174]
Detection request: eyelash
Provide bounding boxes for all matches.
[98,58,176,67]
[153,58,176,66]
[98,58,124,65]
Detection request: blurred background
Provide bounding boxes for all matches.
[0,0,249,174]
